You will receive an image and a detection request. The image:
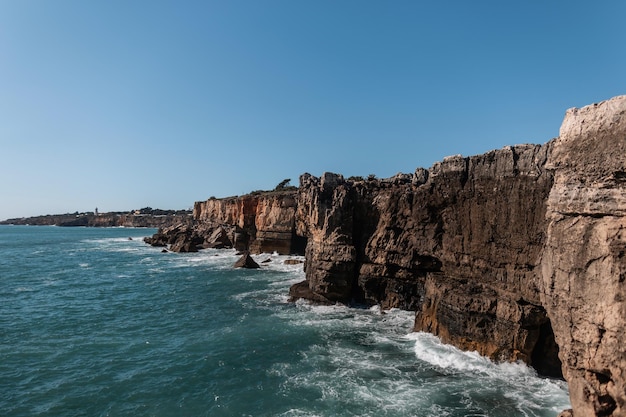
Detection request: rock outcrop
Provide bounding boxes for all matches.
[540,96,626,416]
[292,144,560,376]
[289,95,626,416]
[234,252,261,269]
[144,224,202,252]
[141,95,626,416]
[193,191,307,254]
[145,191,307,255]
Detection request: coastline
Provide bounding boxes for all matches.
[0,209,192,229]
[144,95,626,417]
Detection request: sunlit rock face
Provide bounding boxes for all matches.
[540,95,626,417]
[193,192,303,254]
[146,191,306,255]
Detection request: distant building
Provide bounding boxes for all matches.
[95,208,99,216]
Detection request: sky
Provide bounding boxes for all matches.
[1,1,625,220]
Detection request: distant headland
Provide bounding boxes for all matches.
[0,207,192,228]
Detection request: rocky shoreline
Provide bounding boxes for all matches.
[146,96,626,416]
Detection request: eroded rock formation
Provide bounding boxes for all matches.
[234,252,261,269]
[146,191,306,255]
[289,95,626,416]
[144,95,626,416]
[291,144,561,376]
[540,96,626,416]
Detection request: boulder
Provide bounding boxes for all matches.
[234,252,260,269]
[170,235,199,253]
[204,226,232,249]
[144,235,167,247]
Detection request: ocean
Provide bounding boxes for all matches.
[0,226,570,416]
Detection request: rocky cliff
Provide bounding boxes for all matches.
[193,191,306,254]
[540,96,626,416]
[144,95,626,416]
[289,95,626,416]
[290,144,561,377]
[146,191,306,254]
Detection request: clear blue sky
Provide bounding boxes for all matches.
[1,1,624,220]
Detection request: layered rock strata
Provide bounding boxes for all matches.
[291,144,561,376]
[540,96,626,416]
[146,191,306,255]
[289,95,626,416]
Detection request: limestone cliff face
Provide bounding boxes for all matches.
[291,144,561,376]
[193,191,304,254]
[250,193,302,254]
[292,173,358,302]
[147,191,305,254]
[540,96,626,416]
[290,95,626,416]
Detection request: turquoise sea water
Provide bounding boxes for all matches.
[0,226,570,417]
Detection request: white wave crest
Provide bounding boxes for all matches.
[407,332,533,378]
[407,332,570,415]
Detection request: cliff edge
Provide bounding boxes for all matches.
[541,96,626,416]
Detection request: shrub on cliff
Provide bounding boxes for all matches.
[274,179,297,191]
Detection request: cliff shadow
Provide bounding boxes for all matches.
[350,185,383,304]
[531,317,563,379]
[290,233,307,256]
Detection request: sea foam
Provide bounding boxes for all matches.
[0,226,570,417]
